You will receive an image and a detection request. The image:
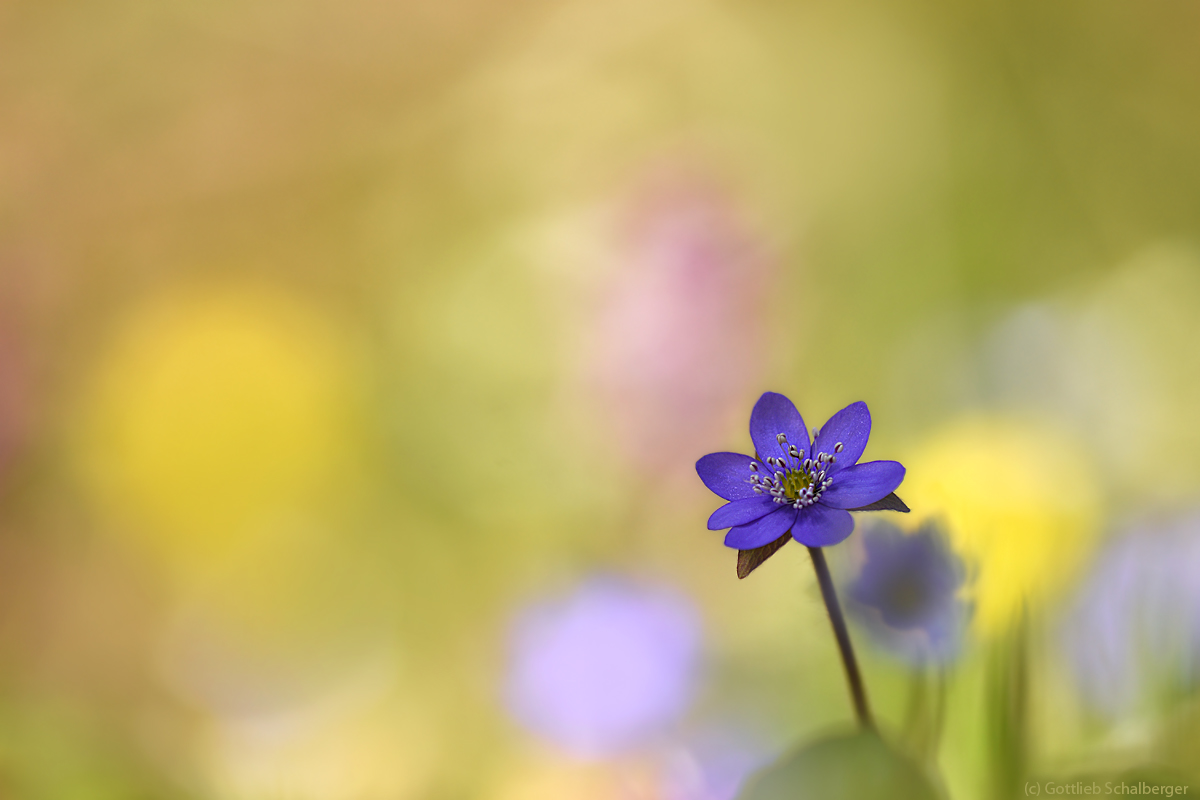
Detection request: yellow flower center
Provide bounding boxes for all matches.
[781,468,814,501]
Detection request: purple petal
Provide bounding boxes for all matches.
[812,401,871,474]
[819,460,906,509]
[696,452,760,500]
[749,392,809,468]
[707,496,779,530]
[791,504,855,547]
[724,506,797,549]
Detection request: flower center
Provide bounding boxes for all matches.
[780,468,814,500]
[747,432,844,510]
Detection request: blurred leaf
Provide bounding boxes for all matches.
[738,729,943,800]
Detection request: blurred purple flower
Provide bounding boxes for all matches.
[844,521,969,664]
[1064,513,1200,716]
[696,392,906,551]
[586,176,769,470]
[505,578,702,758]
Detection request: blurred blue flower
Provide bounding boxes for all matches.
[696,392,906,551]
[1064,513,1200,716]
[504,577,702,757]
[844,521,969,663]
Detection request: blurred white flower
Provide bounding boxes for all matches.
[982,244,1200,507]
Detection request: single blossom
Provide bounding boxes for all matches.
[845,521,970,664]
[696,392,907,576]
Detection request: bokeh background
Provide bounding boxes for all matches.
[3,1,1200,798]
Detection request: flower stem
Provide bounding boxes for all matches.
[989,609,1028,800]
[902,661,948,763]
[807,545,874,729]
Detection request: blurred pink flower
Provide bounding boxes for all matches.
[585,175,771,471]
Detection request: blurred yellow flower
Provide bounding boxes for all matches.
[901,417,1101,635]
[75,284,363,562]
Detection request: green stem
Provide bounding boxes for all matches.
[808,546,874,729]
[903,661,949,764]
[902,659,928,743]
[989,610,1028,800]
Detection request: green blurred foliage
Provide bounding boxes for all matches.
[739,730,942,800]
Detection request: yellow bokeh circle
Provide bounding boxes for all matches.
[76,284,362,558]
[900,417,1102,636]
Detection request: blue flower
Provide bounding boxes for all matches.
[504,577,702,757]
[1063,512,1200,717]
[696,393,907,566]
[845,521,969,664]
